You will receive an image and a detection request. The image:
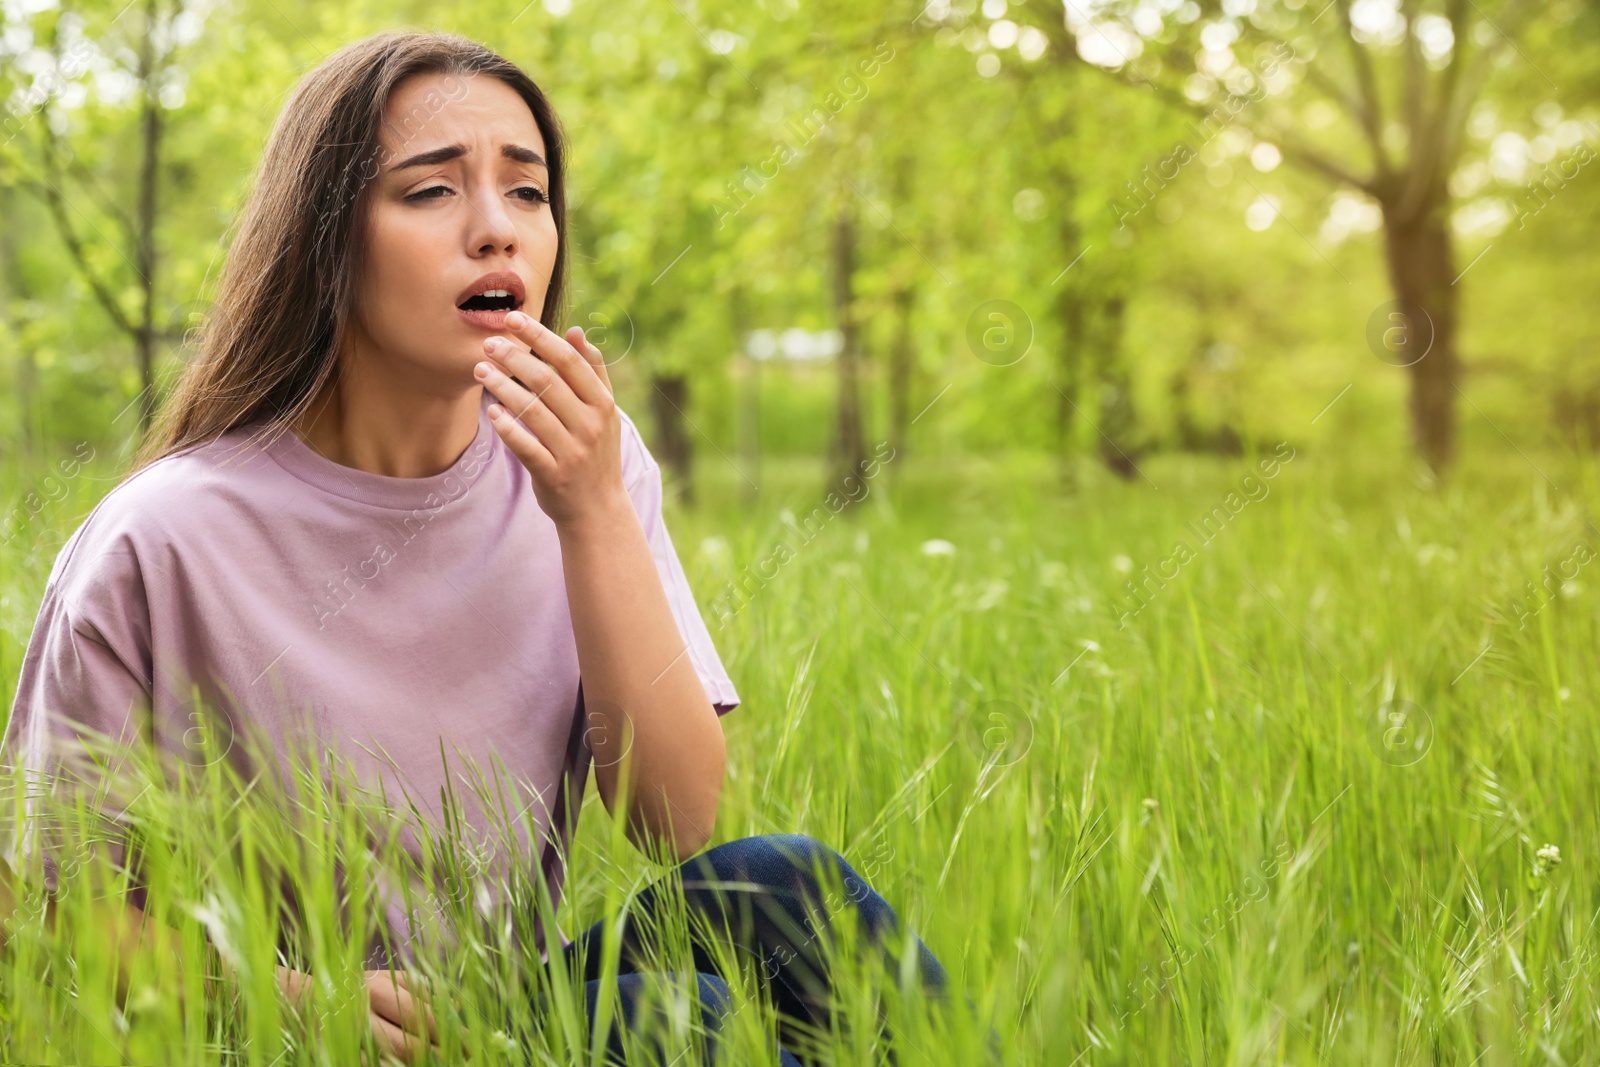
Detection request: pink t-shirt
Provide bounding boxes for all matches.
[2,387,739,967]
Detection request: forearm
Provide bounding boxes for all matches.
[104,897,192,1005]
[477,312,726,860]
[3,861,436,1063]
[0,859,193,1010]
[557,489,726,861]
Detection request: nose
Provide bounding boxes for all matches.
[467,187,517,256]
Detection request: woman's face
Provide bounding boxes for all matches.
[350,70,558,386]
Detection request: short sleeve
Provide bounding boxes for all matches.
[2,552,156,896]
[619,412,741,717]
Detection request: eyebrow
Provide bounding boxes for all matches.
[388,142,547,173]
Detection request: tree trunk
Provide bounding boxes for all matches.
[888,282,914,457]
[1054,284,1085,451]
[0,183,38,456]
[733,285,759,505]
[1170,335,1204,452]
[1380,209,1459,472]
[650,373,694,505]
[134,0,163,435]
[887,154,915,459]
[831,202,866,489]
[1052,200,1086,487]
[1030,54,1086,487]
[1094,294,1140,480]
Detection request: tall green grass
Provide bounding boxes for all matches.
[2,440,1597,1065]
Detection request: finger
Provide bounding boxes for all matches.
[566,325,614,400]
[501,310,611,407]
[488,396,560,478]
[370,1010,436,1064]
[410,994,441,1048]
[366,979,407,1031]
[389,970,434,1001]
[482,339,585,431]
[369,973,442,1045]
[477,357,572,452]
[488,326,593,419]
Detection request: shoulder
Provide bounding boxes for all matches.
[43,424,280,602]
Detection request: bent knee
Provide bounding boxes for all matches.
[693,972,734,1016]
[750,832,853,883]
[691,832,863,898]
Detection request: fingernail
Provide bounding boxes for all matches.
[506,311,526,328]
[475,361,491,378]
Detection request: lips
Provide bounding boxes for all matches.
[455,271,526,312]
[455,271,528,332]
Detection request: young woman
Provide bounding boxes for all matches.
[2,30,966,1066]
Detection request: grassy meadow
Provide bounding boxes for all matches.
[1,439,1597,1066]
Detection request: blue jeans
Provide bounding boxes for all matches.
[536,832,972,1066]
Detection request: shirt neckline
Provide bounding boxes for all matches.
[261,391,499,511]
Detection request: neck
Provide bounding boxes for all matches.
[291,360,482,479]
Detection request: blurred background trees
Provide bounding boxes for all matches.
[1,0,1597,496]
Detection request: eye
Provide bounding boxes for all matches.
[515,186,549,204]
[404,184,452,202]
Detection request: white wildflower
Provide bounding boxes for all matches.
[1139,797,1159,826]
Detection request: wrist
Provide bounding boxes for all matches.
[553,483,635,538]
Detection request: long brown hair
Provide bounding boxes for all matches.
[129,30,569,472]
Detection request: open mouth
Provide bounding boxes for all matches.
[457,290,522,313]
[455,271,528,321]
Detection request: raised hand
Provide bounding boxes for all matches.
[473,309,627,530]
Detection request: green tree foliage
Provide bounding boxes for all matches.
[0,0,1596,478]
